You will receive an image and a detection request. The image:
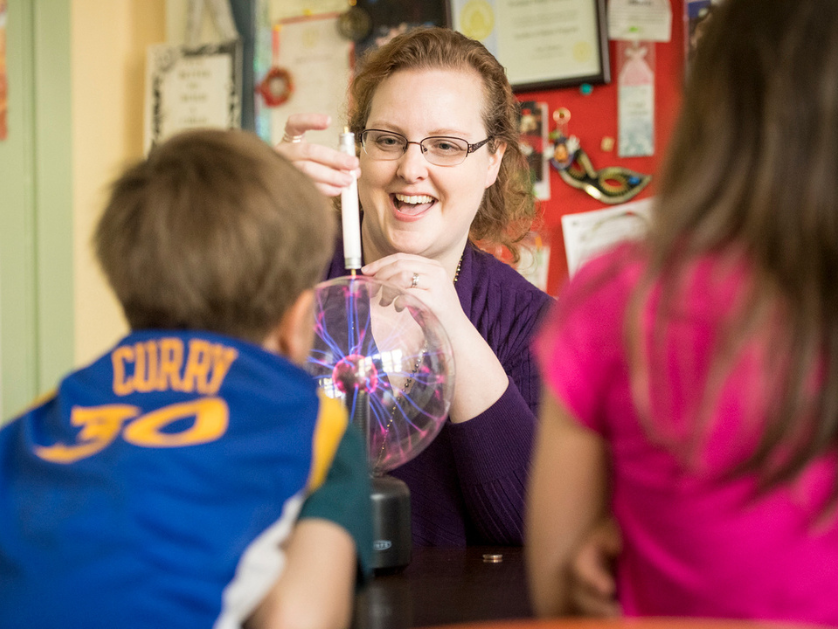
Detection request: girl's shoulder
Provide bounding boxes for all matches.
[557,242,648,314]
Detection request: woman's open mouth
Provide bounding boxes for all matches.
[391,193,436,220]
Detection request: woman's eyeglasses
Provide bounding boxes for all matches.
[359,129,492,167]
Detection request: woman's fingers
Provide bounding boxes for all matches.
[282,112,332,138]
[363,257,442,291]
[294,159,357,197]
[363,255,461,323]
[567,518,621,616]
[362,254,440,283]
[274,115,360,197]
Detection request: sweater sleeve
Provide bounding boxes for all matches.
[446,285,552,544]
[447,377,535,543]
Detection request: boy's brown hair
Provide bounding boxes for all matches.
[95,129,335,344]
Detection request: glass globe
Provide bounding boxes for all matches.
[307,275,454,475]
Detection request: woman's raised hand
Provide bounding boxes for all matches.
[274,113,361,197]
[362,253,467,335]
[363,251,511,423]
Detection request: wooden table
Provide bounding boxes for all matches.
[352,546,532,629]
[352,549,826,629]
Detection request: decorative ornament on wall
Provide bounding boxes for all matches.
[559,147,652,205]
[257,66,294,107]
[548,107,580,172]
[337,6,373,42]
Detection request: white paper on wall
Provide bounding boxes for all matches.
[266,15,353,149]
[562,197,653,277]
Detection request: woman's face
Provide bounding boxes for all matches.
[358,67,505,266]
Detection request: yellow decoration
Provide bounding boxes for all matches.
[460,0,495,41]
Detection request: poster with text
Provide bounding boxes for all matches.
[144,40,242,153]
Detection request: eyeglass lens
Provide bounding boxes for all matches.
[361,130,470,166]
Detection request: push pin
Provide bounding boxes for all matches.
[549,108,579,172]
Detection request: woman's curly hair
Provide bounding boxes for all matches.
[348,27,537,262]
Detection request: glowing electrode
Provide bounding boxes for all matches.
[339,127,362,271]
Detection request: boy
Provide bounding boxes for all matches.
[0,129,372,628]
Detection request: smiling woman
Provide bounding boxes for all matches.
[276,27,554,547]
[357,67,501,268]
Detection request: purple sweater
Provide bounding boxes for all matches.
[326,238,554,546]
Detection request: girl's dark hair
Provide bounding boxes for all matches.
[632,0,838,510]
[348,27,536,261]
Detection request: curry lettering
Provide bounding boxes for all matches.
[35,398,230,464]
[112,338,238,397]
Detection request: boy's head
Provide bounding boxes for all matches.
[95,129,335,355]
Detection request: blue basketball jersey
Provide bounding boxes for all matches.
[0,330,349,628]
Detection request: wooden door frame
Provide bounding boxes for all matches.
[0,0,73,421]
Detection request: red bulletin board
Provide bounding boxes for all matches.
[515,0,685,296]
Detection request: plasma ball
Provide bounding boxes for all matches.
[308,275,453,474]
[332,354,379,393]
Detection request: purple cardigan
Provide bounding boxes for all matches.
[325,237,554,546]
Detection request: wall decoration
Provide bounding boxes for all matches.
[558,145,651,205]
[561,198,652,276]
[548,107,580,172]
[515,231,551,291]
[607,0,672,42]
[269,0,348,22]
[349,0,448,64]
[257,66,293,107]
[144,40,242,152]
[263,13,353,149]
[617,40,655,157]
[450,0,610,91]
[518,100,550,201]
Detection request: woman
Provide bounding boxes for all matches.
[277,28,553,546]
[527,0,838,623]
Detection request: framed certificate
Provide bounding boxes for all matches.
[144,40,242,152]
[450,0,610,91]
[263,14,354,148]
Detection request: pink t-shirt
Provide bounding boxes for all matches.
[536,244,838,624]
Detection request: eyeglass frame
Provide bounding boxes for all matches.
[359,129,493,166]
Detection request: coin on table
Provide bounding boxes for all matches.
[482,553,503,563]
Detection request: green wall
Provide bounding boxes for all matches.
[0,0,73,421]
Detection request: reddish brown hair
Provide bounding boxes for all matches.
[349,27,536,261]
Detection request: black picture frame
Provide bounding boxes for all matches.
[350,0,451,65]
[145,40,242,153]
[449,0,610,92]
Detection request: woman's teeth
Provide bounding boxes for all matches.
[395,194,434,206]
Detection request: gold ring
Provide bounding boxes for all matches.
[410,272,419,289]
[282,132,305,144]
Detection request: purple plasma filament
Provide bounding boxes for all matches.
[332,353,379,394]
